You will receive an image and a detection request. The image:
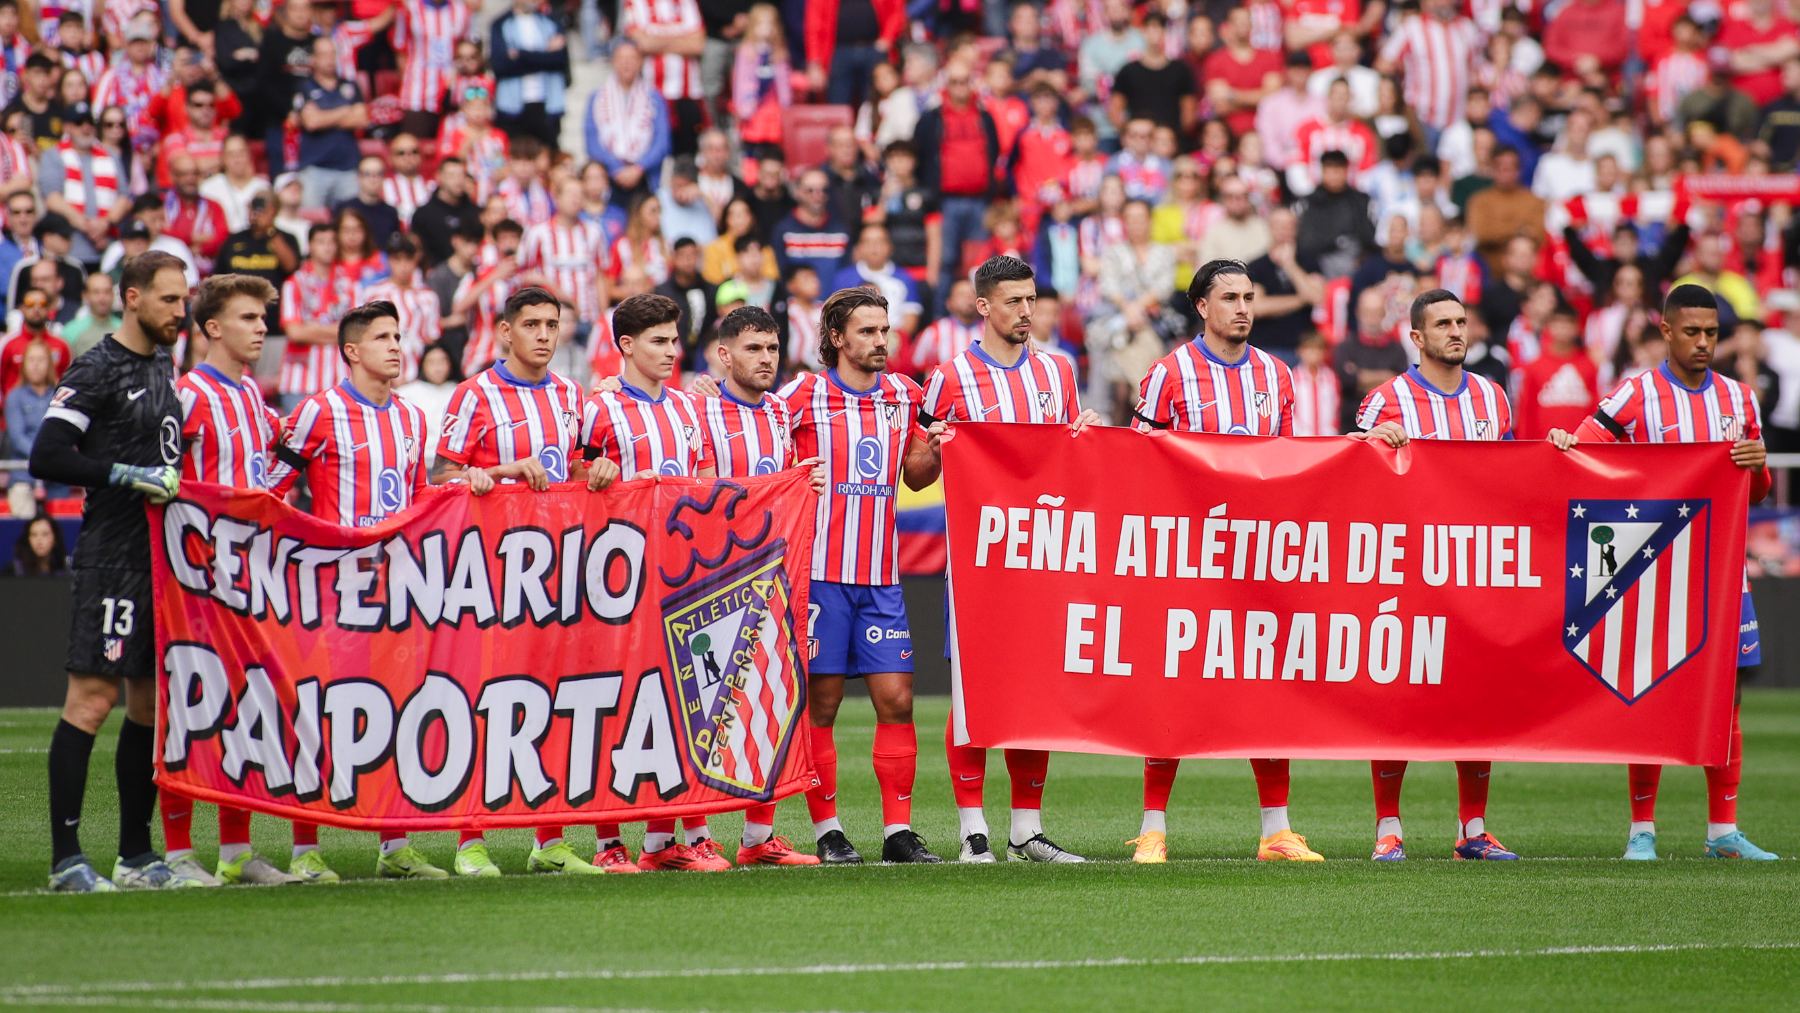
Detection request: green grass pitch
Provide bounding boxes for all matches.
[0,693,1796,1010]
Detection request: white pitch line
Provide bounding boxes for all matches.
[0,998,690,1013]
[0,748,48,755]
[4,940,1795,1001]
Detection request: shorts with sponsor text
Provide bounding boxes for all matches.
[1739,587,1761,669]
[809,581,914,677]
[67,567,154,681]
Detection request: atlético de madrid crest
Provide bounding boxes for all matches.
[1563,499,1711,704]
[660,543,805,799]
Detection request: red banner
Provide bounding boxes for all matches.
[943,425,1748,765]
[150,473,817,831]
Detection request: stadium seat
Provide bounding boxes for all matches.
[782,105,852,169]
[373,70,402,99]
[359,138,391,165]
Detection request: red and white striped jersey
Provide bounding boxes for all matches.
[382,173,436,227]
[91,60,165,148]
[699,389,796,477]
[1355,366,1512,440]
[1377,13,1480,130]
[270,382,430,527]
[588,308,623,378]
[778,369,927,586]
[396,0,474,113]
[437,119,509,202]
[1579,364,1763,446]
[908,316,982,378]
[439,361,584,481]
[1648,50,1709,125]
[1133,339,1295,436]
[622,0,705,100]
[920,340,1081,424]
[521,217,605,323]
[1248,0,1285,51]
[582,382,712,477]
[357,277,441,383]
[279,262,356,398]
[102,0,159,45]
[453,265,517,378]
[178,363,283,489]
[332,19,380,82]
[1290,363,1342,437]
[785,300,822,371]
[497,176,556,229]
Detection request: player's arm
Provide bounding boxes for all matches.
[268,400,328,497]
[31,366,180,501]
[904,415,948,491]
[1347,387,1408,447]
[579,398,624,491]
[1552,382,1642,450]
[1131,364,1174,431]
[1738,399,1772,503]
[431,388,500,492]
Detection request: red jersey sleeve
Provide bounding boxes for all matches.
[1133,360,1177,431]
[269,396,330,497]
[1353,380,1401,432]
[436,379,490,468]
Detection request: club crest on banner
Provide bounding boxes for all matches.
[1563,499,1711,704]
[661,543,805,800]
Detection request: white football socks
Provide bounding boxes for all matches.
[643,832,675,853]
[812,817,843,840]
[165,848,193,862]
[958,806,988,840]
[1376,816,1403,840]
[292,844,319,858]
[684,823,711,846]
[1707,822,1738,840]
[1629,820,1655,837]
[882,823,909,838]
[1010,807,1042,844]
[379,837,409,855]
[1139,809,1167,835]
[1259,806,1290,837]
[742,822,773,848]
[218,843,250,863]
[1460,816,1485,839]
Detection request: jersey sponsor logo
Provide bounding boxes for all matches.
[1563,499,1710,704]
[862,625,910,644]
[854,437,885,480]
[539,445,568,482]
[248,454,269,489]
[661,544,805,800]
[752,456,779,475]
[659,459,684,476]
[376,468,408,514]
[159,417,181,465]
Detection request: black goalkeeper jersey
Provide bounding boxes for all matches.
[44,335,183,571]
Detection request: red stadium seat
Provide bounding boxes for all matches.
[359,138,390,165]
[373,70,402,99]
[782,105,852,169]
[247,139,268,176]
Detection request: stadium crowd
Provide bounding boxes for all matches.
[2,0,1800,502]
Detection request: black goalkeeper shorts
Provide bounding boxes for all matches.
[67,567,154,681]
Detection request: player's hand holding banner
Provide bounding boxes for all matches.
[148,472,818,831]
[944,424,1748,766]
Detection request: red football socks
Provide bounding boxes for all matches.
[1143,757,1179,811]
[292,821,319,847]
[1005,748,1048,810]
[1704,709,1744,824]
[744,803,776,826]
[1250,757,1290,808]
[1628,764,1662,822]
[945,714,986,807]
[160,788,193,853]
[804,724,839,823]
[535,826,566,847]
[1371,760,1408,819]
[1455,761,1492,827]
[460,830,484,846]
[217,806,251,847]
[872,722,917,826]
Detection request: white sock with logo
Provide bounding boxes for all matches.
[379,837,409,856]
[1010,807,1042,845]
[597,834,624,851]
[742,822,773,848]
[1260,806,1290,837]
[958,806,988,840]
[883,823,910,838]
[218,843,250,863]
[643,832,675,853]
[812,817,843,840]
[1460,816,1485,840]
[1139,810,1167,835]
[1708,822,1738,840]
[165,848,193,862]
[1629,820,1655,837]
[684,823,711,846]
[1377,816,1403,840]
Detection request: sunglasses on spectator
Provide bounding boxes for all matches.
[393,146,420,156]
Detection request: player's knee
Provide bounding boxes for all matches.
[809,696,842,726]
[871,684,913,724]
[61,676,118,733]
[122,678,156,725]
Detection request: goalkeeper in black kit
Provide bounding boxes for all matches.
[31,252,199,892]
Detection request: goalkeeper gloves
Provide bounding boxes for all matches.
[110,463,180,504]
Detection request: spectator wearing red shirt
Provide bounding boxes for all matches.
[1513,303,1598,440]
[0,288,71,399]
[148,48,244,141]
[1012,84,1074,237]
[1716,0,1800,106]
[1286,0,1380,69]
[914,66,1001,311]
[157,82,230,191]
[162,154,232,276]
[1543,0,1630,77]
[1637,0,1691,66]
[1203,8,1284,139]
